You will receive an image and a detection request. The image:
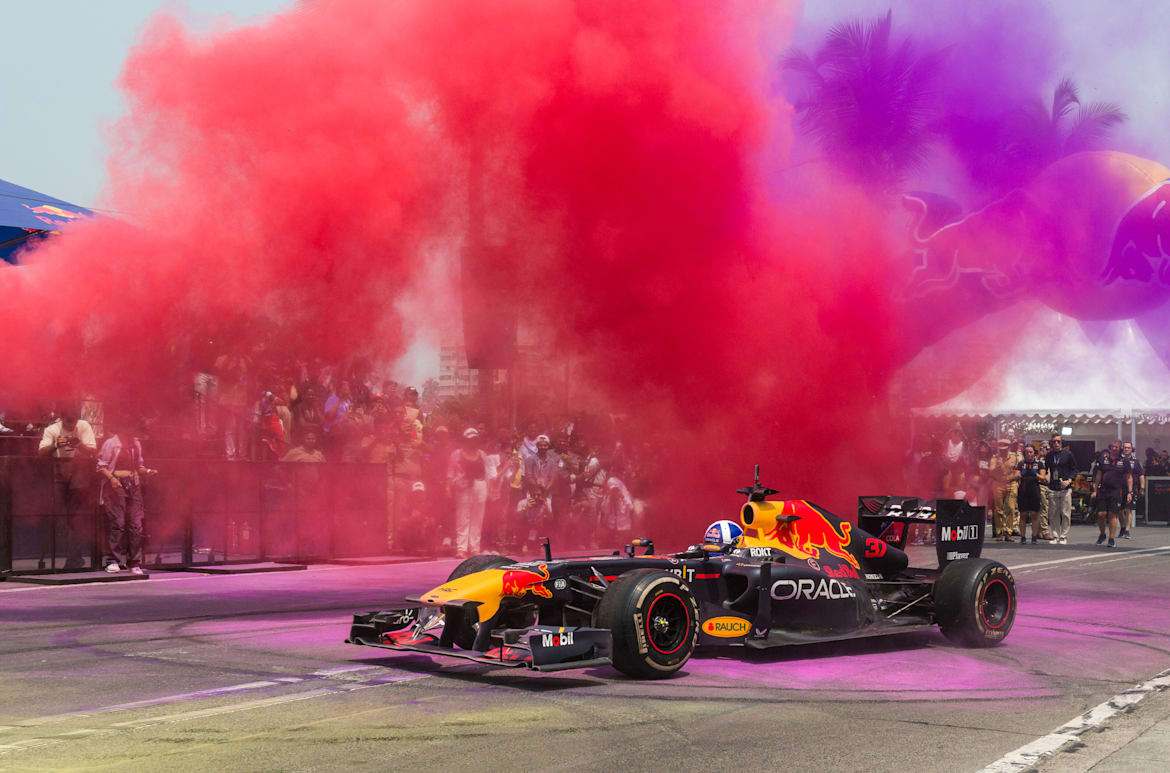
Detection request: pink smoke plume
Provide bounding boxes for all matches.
[0,0,989,533]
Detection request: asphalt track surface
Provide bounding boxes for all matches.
[2,524,1170,773]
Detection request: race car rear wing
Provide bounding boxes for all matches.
[858,496,985,568]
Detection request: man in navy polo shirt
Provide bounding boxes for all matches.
[1092,440,1132,549]
[1119,441,1143,539]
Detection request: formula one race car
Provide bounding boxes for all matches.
[347,467,1016,679]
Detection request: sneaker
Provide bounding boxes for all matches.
[1031,537,1038,544]
[105,562,121,573]
[1096,533,1107,545]
[130,566,145,575]
[1108,537,1116,548]
[1121,529,1132,539]
[1060,537,1068,544]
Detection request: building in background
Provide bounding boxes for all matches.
[438,343,480,398]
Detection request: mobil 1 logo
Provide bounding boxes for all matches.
[934,499,984,566]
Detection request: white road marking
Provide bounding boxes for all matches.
[1010,545,1170,571]
[15,680,302,726]
[312,665,378,676]
[0,670,429,756]
[108,673,426,729]
[978,666,1170,772]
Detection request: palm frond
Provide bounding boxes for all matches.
[780,49,824,84]
[1064,102,1127,154]
[1051,77,1080,124]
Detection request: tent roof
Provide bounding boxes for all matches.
[919,307,1170,419]
[0,177,92,263]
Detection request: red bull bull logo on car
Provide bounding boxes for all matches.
[500,564,553,599]
[763,501,859,570]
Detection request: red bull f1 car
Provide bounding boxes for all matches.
[347,468,1016,679]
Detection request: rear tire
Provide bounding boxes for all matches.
[593,569,698,679]
[934,558,1016,647]
[446,554,516,650]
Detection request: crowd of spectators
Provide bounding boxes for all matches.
[6,354,660,563]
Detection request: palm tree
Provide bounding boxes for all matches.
[782,11,945,192]
[1003,78,1126,175]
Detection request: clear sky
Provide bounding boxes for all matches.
[0,0,291,208]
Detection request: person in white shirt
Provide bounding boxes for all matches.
[38,407,98,569]
[95,416,157,574]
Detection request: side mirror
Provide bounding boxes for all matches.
[624,538,654,557]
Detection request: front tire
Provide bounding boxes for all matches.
[934,558,1016,647]
[446,554,516,650]
[593,569,698,679]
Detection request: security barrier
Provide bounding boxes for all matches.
[0,458,392,574]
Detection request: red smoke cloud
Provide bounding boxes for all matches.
[0,0,911,534]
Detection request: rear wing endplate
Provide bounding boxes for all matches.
[858,496,985,567]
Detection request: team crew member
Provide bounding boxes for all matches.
[1120,441,1143,539]
[1092,440,1131,549]
[1016,445,1048,544]
[990,440,1020,542]
[1044,435,1077,545]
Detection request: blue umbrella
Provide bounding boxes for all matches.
[0,177,92,264]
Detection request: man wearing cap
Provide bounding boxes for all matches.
[407,480,437,553]
[989,439,1020,542]
[448,427,490,557]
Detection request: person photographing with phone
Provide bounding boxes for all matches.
[38,405,98,569]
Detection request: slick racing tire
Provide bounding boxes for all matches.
[445,554,516,650]
[593,569,698,679]
[933,558,1016,647]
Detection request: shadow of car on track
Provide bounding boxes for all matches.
[691,629,940,664]
[349,654,600,691]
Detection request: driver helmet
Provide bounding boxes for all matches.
[703,520,743,547]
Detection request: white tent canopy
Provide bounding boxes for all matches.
[919,306,1170,421]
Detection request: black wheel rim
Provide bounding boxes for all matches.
[645,592,689,655]
[980,579,1011,629]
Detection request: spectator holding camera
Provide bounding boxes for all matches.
[38,405,98,569]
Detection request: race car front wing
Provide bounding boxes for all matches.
[347,610,613,672]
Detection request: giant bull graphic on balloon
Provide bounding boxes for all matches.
[903,151,1170,322]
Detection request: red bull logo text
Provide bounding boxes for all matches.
[763,502,859,570]
[500,564,553,599]
[21,203,85,227]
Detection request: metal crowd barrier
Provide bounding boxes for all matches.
[0,458,392,574]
